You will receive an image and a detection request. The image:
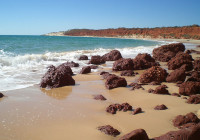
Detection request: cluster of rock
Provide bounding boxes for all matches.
[106,103,132,114]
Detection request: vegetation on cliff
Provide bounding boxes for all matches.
[63,25,200,40]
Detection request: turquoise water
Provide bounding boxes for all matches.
[0,35,162,91]
[0,35,158,55]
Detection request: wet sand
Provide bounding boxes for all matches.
[0,46,200,140]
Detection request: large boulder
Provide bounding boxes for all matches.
[89,55,105,65]
[166,68,186,82]
[112,58,134,71]
[105,75,127,89]
[119,129,149,140]
[179,81,200,96]
[139,66,168,83]
[102,50,122,61]
[154,104,168,110]
[173,112,200,129]
[0,92,4,98]
[132,53,159,70]
[40,64,75,88]
[167,52,193,71]
[80,66,91,74]
[153,43,185,62]
[154,124,200,140]
[194,59,200,71]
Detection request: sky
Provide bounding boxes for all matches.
[0,0,200,35]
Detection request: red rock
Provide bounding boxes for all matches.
[154,123,200,140]
[105,75,127,89]
[148,81,161,85]
[194,59,200,71]
[64,61,79,67]
[132,53,159,70]
[119,129,149,140]
[89,55,105,65]
[139,66,168,83]
[93,94,106,100]
[179,81,200,96]
[167,52,193,71]
[0,92,4,98]
[129,83,144,90]
[121,103,133,112]
[100,71,112,79]
[173,112,200,129]
[79,55,88,60]
[166,69,186,82]
[187,95,200,104]
[154,104,168,110]
[40,64,75,88]
[153,43,185,62]
[102,50,122,61]
[187,71,200,82]
[112,58,134,71]
[171,93,181,97]
[153,85,170,95]
[132,108,142,115]
[148,89,154,93]
[98,125,120,137]
[120,70,135,76]
[90,65,98,69]
[106,103,132,114]
[80,66,91,74]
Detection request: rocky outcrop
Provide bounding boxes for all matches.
[154,104,168,110]
[102,50,122,61]
[173,112,200,129]
[187,95,200,104]
[166,68,186,82]
[167,52,193,71]
[139,66,168,83]
[119,129,149,140]
[132,53,159,70]
[112,58,134,71]
[106,103,132,114]
[154,124,200,140]
[194,59,200,71]
[97,125,120,137]
[93,94,107,100]
[120,70,136,76]
[105,75,127,89]
[153,43,185,62]
[89,55,105,65]
[40,64,75,88]
[80,66,91,74]
[179,81,200,96]
[79,55,88,60]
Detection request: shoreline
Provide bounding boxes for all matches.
[44,34,200,45]
[0,41,200,139]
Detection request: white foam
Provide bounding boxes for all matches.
[0,45,159,91]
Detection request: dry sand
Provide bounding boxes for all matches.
[0,44,200,140]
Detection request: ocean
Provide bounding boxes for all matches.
[0,35,193,92]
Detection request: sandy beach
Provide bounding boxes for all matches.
[0,42,200,140]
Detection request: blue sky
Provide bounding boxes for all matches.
[0,0,200,35]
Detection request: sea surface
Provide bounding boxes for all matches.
[0,35,195,91]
